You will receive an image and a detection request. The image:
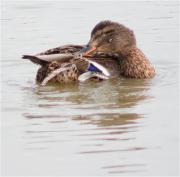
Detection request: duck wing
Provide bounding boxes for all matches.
[22,44,85,65]
[22,55,48,65]
[22,53,74,65]
[70,57,111,77]
[37,44,85,55]
[85,58,110,77]
[80,52,120,77]
[78,71,109,82]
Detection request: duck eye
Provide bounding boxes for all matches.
[108,38,113,43]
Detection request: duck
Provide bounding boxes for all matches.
[22,20,155,86]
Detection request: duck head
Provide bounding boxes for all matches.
[81,20,136,57]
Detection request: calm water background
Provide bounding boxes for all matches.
[1,1,179,176]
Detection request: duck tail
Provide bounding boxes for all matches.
[22,55,48,66]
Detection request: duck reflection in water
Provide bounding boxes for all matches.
[23,76,152,128]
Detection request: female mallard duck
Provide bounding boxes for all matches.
[22,20,155,86]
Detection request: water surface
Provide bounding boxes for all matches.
[1,1,179,176]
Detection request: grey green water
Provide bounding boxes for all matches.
[1,1,179,176]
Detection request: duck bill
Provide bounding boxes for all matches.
[80,45,97,57]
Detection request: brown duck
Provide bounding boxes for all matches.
[22,20,155,86]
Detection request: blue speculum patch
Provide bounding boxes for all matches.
[88,63,101,72]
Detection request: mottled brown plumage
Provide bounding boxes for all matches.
[22,20,155,86]
[33,45,83,84]
[23,44,120,85]
[119,47,155,78]
[36,60,79,84]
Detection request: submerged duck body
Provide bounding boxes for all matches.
[22,20,155,85]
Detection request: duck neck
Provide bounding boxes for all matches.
[117,46,155,78]
[118,46,137,59]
